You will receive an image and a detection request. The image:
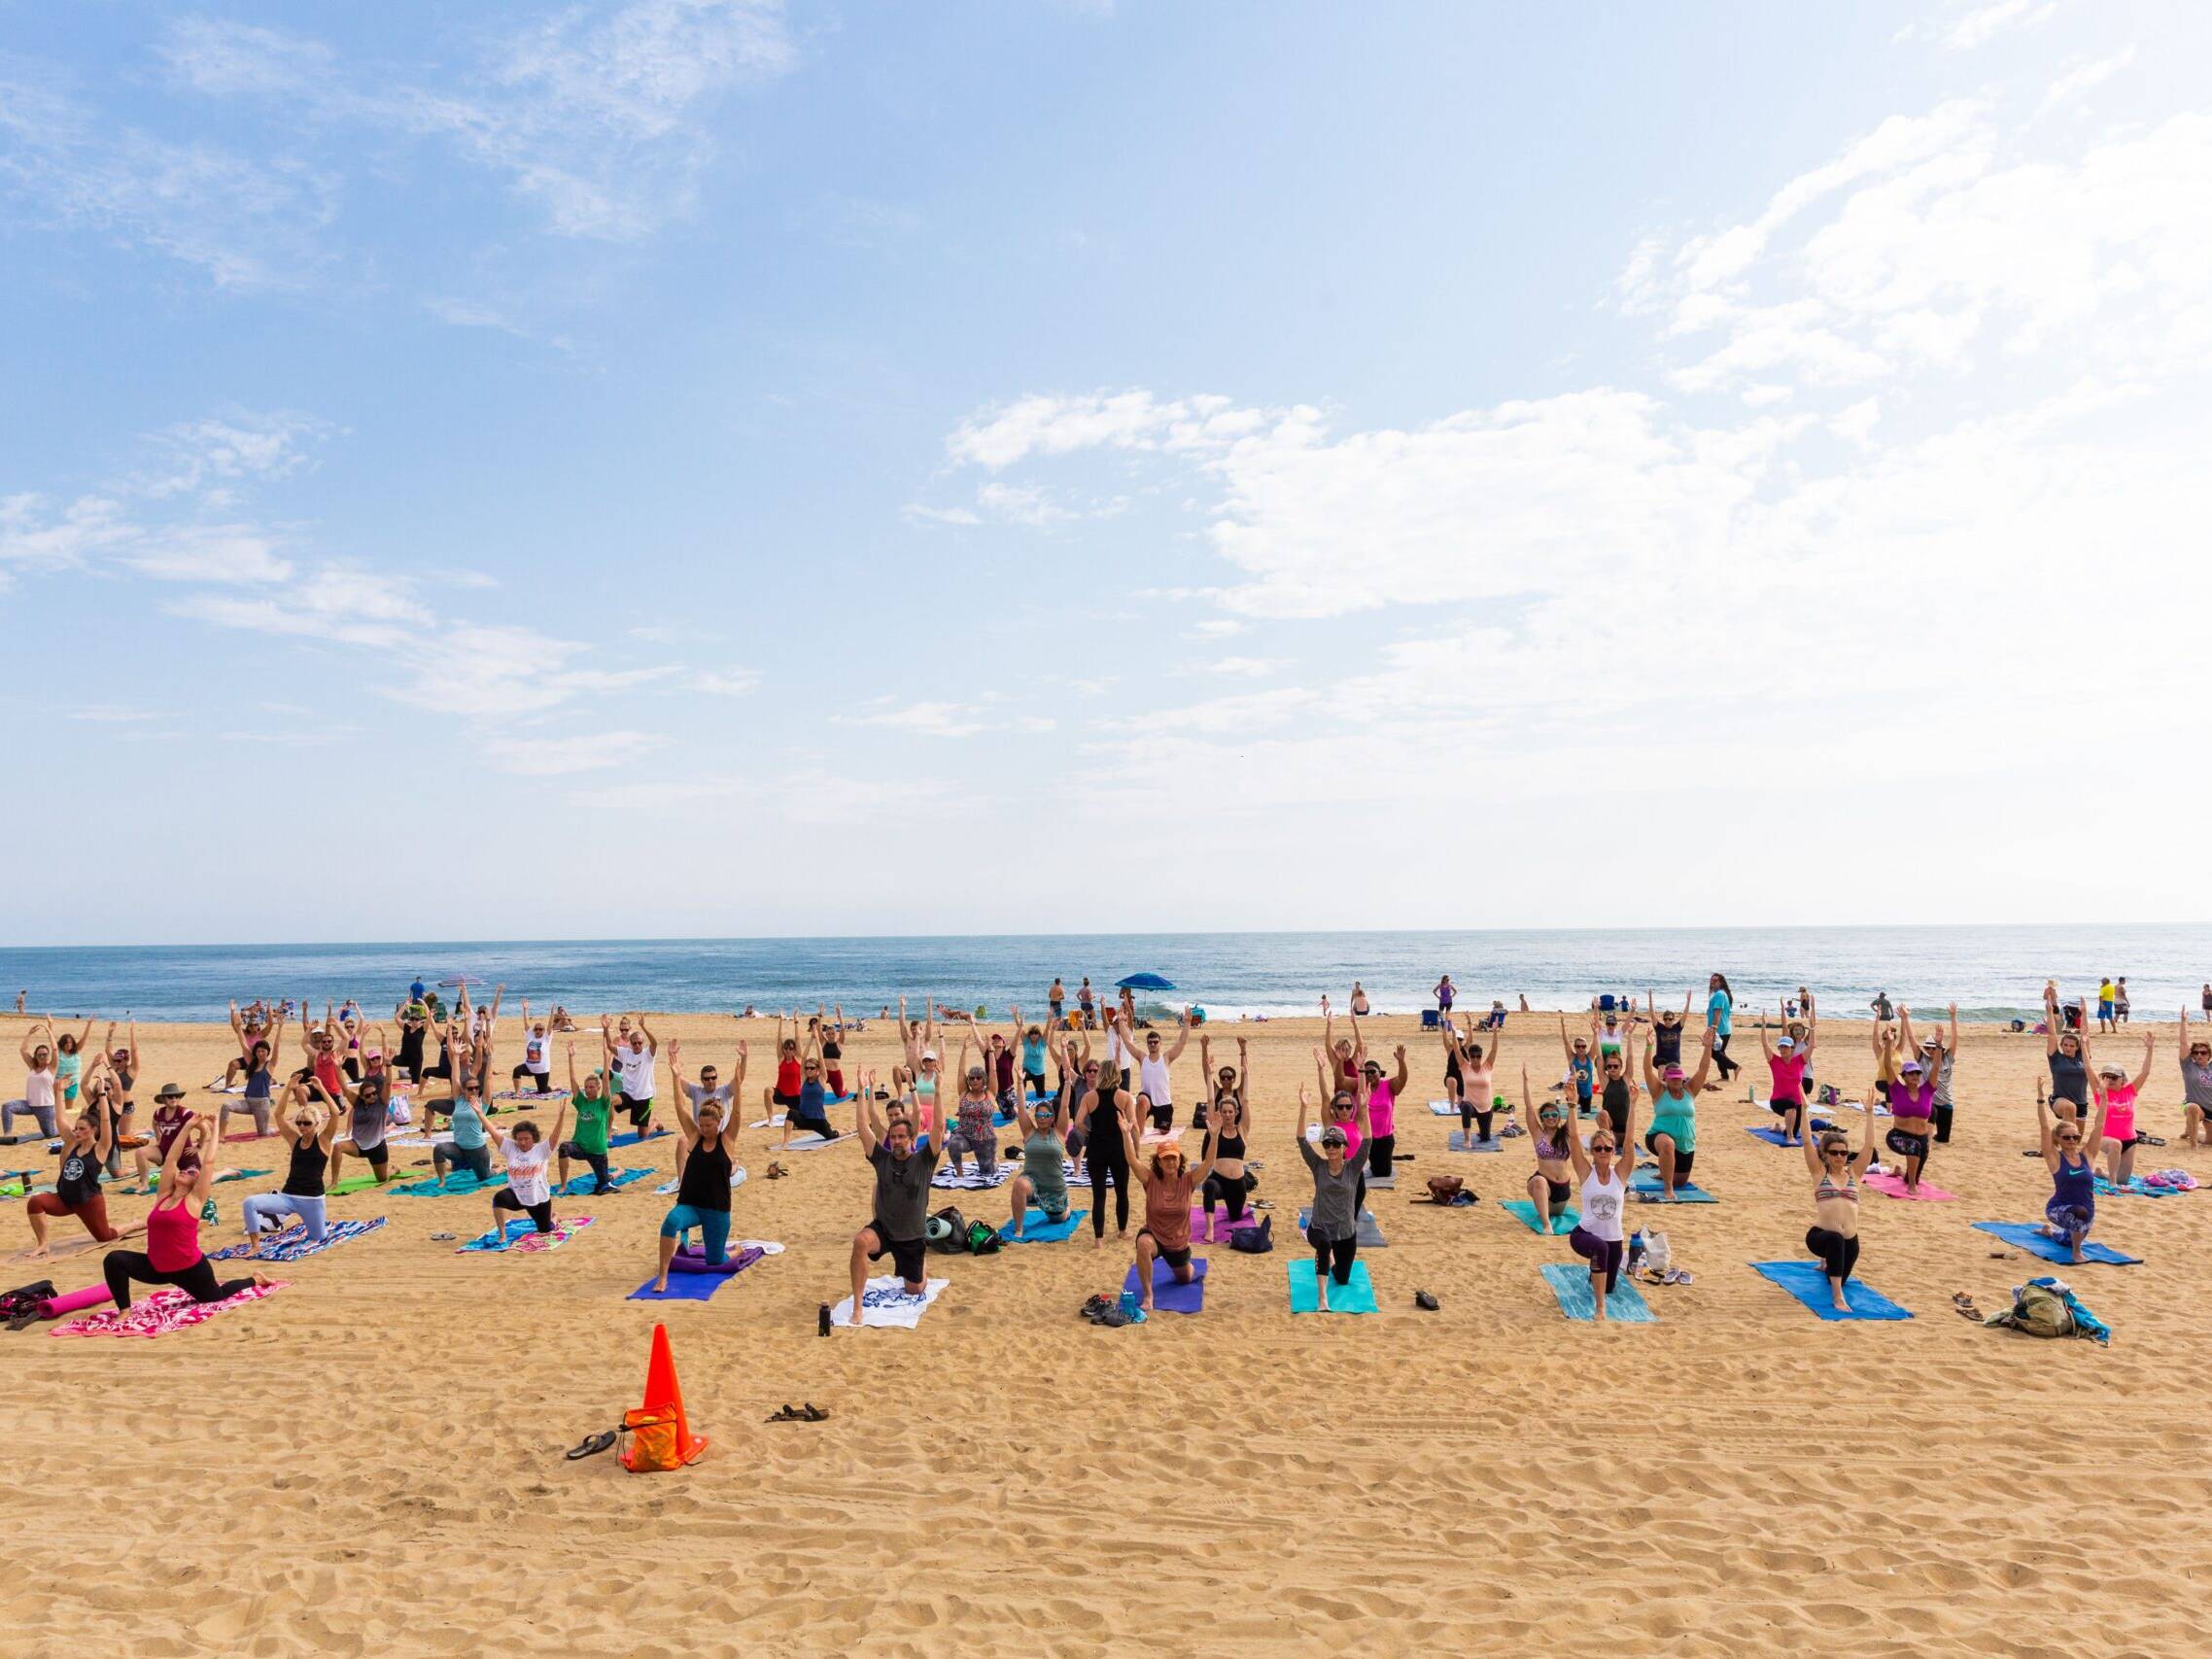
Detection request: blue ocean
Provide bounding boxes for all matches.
[0,926,2203,1024]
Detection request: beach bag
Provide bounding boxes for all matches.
[1229,1214,1273,1253]
[619,1408,683,1473]
[925,1206,966,1253]
[963,1219,1003,1256]
[2006,1281,2076,1339]
[1643,1231,1671,1274]
[0,1280,56,1322]
[1426,1174,1465,1205]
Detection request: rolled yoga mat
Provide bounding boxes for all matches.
[38,1283,111,1320]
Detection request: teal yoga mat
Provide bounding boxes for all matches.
[1751,1260,1912,1321]
[1288,1259,1376,1314]
[1972,1221,2140,1265]
[1539,1262,1655,1322]
[1001,1207,1087,1243]
[1501,1199,1576,1235]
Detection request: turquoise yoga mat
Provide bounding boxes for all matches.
[1972,1222,2140,1265]
[1631,1173,1717,1203]
[1001,1207,1087,1244]
[551,1166,654,1197]
[1288,1259,1376,1314]
[1501,1199,1576,1235]
[1539,1262,1655,1323]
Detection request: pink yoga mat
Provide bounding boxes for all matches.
[1187,1206,1262,1245]
[1864,1171,1954,1201]
[38,1284,111,1319]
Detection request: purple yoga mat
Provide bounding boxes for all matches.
[1187,1206,1262,1245]
[1123,1255,1208,1313]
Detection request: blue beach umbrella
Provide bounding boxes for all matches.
[1116,972,1177,991]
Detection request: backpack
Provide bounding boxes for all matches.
[2004,1281,2076,1339]
[0,1280,56,1323]
[1425,1174,1465,1205]
[925,1206,966,1253]
[1229,1213,1273,1253]
[963,1219,1003,1256]
[619,1408,684,1473]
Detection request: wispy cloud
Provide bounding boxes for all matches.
[837,697,989,738]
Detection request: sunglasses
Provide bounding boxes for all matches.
[2056,1133,2082,1143]
[1590,1143,1615,1154]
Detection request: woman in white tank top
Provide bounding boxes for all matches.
[1563,1030,1641,1322]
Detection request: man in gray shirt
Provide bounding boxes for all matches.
[844,1098,943,1325]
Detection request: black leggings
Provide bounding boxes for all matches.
[494,1191,556,1232]
[103,1251,255,1311]
[1201,1170,1249,1224]
[1806,1226,1860,1283]
[1569,1227,1624,1295]
[1089,1128,1130,1238]
[1932,1102,1953,1144]
[1712,1033,1739,1080]
[1367,1131,1395,1178]
[511,1067,552,1093]
[1459,1101,1495,1142]
[1307,1227,1356,1286]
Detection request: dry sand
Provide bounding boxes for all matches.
[4,1010,2209,1657]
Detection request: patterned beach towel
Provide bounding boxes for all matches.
[212,1217,387,1262]
[52,1282,286,1339]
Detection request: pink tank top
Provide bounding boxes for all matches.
[1365,1081,1397,1139]
[2103,1084,2136,1141]
[1768,1054,1807,1100]
[146,1196,202,1273]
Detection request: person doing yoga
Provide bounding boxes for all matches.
[943,1022,1000,1179]
[1116,1006,1192,1130]
[1520,1063,1575,1235]
[1562,1087,1639,1321]
[651,1048,743,1292]
[1641,1024,1712,1200]
[844,1088,942,1330]
[327,1069,397,1188]
[603,1014,659,1132]
[102,1116,273,1310]
[1801,1107,1874,1312]
[487,1100,568,1237]
[2044,985,2091,1125]
[1758,1008,1816,1146]
[238,1084,341,1252]
[1077,1056,1137,1247]
[11,1022,61,1139]
[1126,1114,1214,1313]
[2179,1010,2212,1147]
[2035,1095,2106,1263]
[1442,1018,1498,1144]
[1359,1044,1410,1179]
[562,1037,632,1195]
[1003,1086,1071,1240]
[432,1070,496,1185]
[1296,1084,1367,1311]
[2088,1026,2155,1190]
[1882,1008,1938,1194]
[24,1091,129,1260]
[1196,1034,1255,1231]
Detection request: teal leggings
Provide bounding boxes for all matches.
[659,1204,730,1264]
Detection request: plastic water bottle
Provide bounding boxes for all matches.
[1118,1289,1140,1321]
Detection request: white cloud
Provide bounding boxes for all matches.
[837,698,988,738]
[2042,48,2135,112]
[692,669,762,696]
[1196,655,1286,677]
[1942,1,2055,52]
[484,730,663,776]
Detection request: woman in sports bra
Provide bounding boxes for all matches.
[1519,1063,1575,1235]
[2035,1095,2105,1263]
[1562,1084,1638,1320]
[1801,1108,1874,1312]
[1197,1032,1254,1231]
[2088,1027,2156,1190]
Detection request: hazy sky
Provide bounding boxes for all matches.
[5,1,2208,944]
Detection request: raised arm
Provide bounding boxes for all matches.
[637,1013,657,1054]
[2044,985,2062,1054]
[1388,1043,1409,1100]
[2128,1027,2156,1093]
[1757,1011,1777,1060]
[1163,1008,1192,1064]
[2034,1097,2058,1171]
[1684,1024,1715,1093]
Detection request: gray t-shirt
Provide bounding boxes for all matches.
[1299,1138,1367,1242]
[1930,1051,1956,1111]
[2182,1059,2212,1111]
[870,1141,943,1241]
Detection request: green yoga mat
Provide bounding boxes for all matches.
[326,1174,388,1196]
[1288,1260,1376,1314]
[132,1168,270,1194]
[1501,1199,1577,1235]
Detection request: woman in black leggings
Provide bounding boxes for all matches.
[1077,1066,1135,1248]
[103,1112,271,1309]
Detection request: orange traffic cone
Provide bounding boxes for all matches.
[620,1323,708,1471]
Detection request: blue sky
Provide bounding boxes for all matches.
[5,1,2208,944]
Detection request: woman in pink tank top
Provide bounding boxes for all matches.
[102,1109,271,1311]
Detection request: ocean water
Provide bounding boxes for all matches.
[0,926,2205,1024]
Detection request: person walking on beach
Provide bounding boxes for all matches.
[1078,977,1095,1029]
[843,1089,941,1331]
[2096,978,2116,1033]
[2114,977,2130,1024]
[1706,974,1738,1084]
[1049,978,1065,1025]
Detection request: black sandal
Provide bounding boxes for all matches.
[566,1430,617,1460]
[1414,1290,1439,1311]
[800,1402,830,1422]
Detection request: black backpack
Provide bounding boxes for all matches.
[0,1279,57,1325]
[1228,1214,1273,1254]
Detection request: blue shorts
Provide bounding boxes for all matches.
[2098,1001,2114,1018]
[660,1203,731,1264]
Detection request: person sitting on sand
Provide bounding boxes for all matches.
[2088,1027,2155,1191]
[1003,1089,1071,1241]
[327,1069,397,1188]
[1758,1011,1815,1147]
[432,1070,496,1185]
[24,1090,127,1260]
[1077,1052,1135,1246]
[2035,1095,2105,1263]
[1641,1026,1713,1200]
[241,1086,340,1251]
[1196,1034,1254,1231]
[1124,1115,1214,1314]
[1519,1063,1574,1235]
[102,1115,273,1310]
[1562,1086,1638,1320]
[1801,1111,1873,1312]
[1295,1085,1367,1312]
[2178,1011,2212,1147]
[843,1087,942,1330]
[487,1100,568,1238]
[651,1046,743,1292]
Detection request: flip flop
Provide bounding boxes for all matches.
[566,1430,616,1460]
[768,1403,805,1422]
[800,1402,830,1422]
[1414,1290,1439,1311]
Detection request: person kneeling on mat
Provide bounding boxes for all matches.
[844,1087,942,1330]
[559,1041,620,1195]
[1126,1118,1213,1313]
[1802,1109,1872,1312]
[1563,1088,1637,1321]
[1004,1089,1070,1240]
[489,1101,566,1237]
[1296,1084,1367,1311]
[103,1116,272,1309]
[433,1072,496,1185]
[241,1085,340,1252]
[652,1058,743,1292]
[25,1094,126,1261]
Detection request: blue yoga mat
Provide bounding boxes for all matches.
[552,1166,653,1198]
[1751,1260,1913,1321]
[1631,1173,1717,1203]
[1288,1259,1376,1314]
[1002,1207,1087,1243]
[1123,1255,1207,1314]
[1972,1221,2141,1265]
[629,1272,727,1302]
[608,1128,671,1149]
[1539,1262,1655,1322]
[1745,1125,1799,1148]
[390,1171,500,1196]
[1500,1199,1576,1235]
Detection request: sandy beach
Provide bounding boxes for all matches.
[5,1009,2209,1657]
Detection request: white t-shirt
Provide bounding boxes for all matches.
[1581,1168,1626,1243]
[504,1138,552,1206]
[24,1069,55,1109]
[615,1046,656,1100]
[1138,1054,1172,1105]
[523,1033,549,1073]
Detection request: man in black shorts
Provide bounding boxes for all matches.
[844,1090,942,1329]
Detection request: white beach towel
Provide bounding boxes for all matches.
[831,1275,948,1330]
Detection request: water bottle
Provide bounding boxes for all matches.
[1118,1289,1139,1321]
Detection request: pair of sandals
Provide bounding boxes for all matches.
[765,1161,788,1180]
[767,1401,830,1423]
